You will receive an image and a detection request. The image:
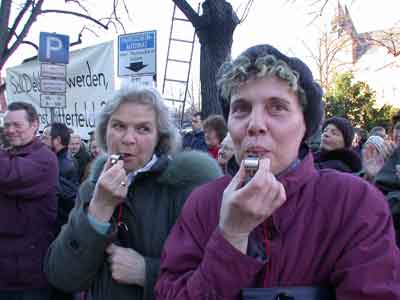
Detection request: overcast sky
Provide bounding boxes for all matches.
[4,0,400,88]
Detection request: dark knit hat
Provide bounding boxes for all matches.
[323,117,354,149]
[219,44,324,140]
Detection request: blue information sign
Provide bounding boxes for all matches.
[119,31,155,51]
[118,30,157,77]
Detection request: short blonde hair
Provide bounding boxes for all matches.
[217,54,307,110]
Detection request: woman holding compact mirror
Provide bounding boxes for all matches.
[44,85,222,300]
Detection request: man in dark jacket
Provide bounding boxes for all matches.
[182,112,208,151]
[0,102,58,300]
[69,133,91,182]
[43,123,79,300]
[44,123,79,231]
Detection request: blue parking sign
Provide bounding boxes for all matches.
[39,32,70,64]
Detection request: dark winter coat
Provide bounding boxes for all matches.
[44,151,222,300]
[156,152,400,300]
[73,144,91,182]
[374,146,400,243]
[313,148,362,173]
[0,138,58,291]
[56,148,79,231]
[182,130,208,152]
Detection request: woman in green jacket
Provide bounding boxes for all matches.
[44,85,222,300]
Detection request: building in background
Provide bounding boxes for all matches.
[331,1,400,108]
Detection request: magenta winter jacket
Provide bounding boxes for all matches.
[0,138,58,291]
[156,153,400,300]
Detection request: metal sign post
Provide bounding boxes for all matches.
[38,32,69,123]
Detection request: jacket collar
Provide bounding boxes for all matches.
[56,147,70,159]
[9,138,43,156]
[273,151,318,235]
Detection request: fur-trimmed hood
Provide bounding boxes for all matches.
[88,151,223,186]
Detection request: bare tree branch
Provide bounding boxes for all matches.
[0,0,130,72]
[302,30,353,90]
[11,30,39,49]
[70,33,82,47]
[172,0,202,28]
[108,0,127,33]
[40,9,109,29]
[6,0,33,47]
[4,0,45,65]
[64,0,89,15]
[21,40,39,50]
[237,0,254,23]
[79,25,99,38]
[121,0,132,22]
[365,30,400,57]
[0,1,13,58]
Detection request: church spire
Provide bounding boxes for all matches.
[331,0,345,34]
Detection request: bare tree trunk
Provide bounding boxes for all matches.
[173,0,239,119]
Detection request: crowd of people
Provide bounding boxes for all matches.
[1,43,400,300]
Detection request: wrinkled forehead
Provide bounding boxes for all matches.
[229,75,298,104]
[4,109,29,123]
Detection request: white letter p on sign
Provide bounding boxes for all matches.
[46,37,62,59]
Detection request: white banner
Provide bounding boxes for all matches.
[6,41,115,139]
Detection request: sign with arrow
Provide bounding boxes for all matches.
[118,30,157,78]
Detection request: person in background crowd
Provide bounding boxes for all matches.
[392,121,400,146]
[40,125,51,146]
[217,133,235,174]
[307,103,325,153]
[155,44,400,300]
[203,114,228,160]
[44,85,222,300]
[88,130,103,158]
[360,135,396,182]
[69,133,91,183]
[369,126,387,139]
[0,102,58,300]
[352,127,368,156]
[392,112,400,133]
[68,133,81,155]
[372,120,400,245]
[44,123,79,232]
[314,116,362,173]
[0,127,3,149]
[82,131,105,182]
[182,112,208,151]
[0,127,9,149]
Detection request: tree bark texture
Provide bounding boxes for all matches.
[172,0,239,119]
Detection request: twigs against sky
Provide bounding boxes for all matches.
[0,0,130,73]
[236,0,255,23]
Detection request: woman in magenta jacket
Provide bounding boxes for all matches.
[155,44,400,300]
